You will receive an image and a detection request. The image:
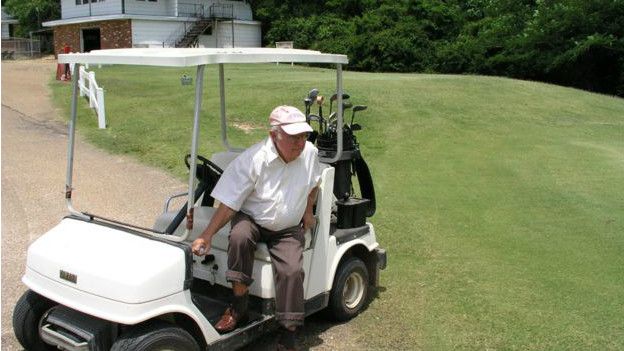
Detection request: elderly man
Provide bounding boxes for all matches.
[192,105,321,350]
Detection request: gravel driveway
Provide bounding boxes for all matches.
[1,58,359,351]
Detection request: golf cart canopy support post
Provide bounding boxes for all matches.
[185,64,206,233]
[219,64,243,152]
[65,64,89,220]
[57,48,348,238]
[330,63,344,164]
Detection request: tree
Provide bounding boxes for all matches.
[250,0,624,95]
[4,0,60,37]
[518,0,624,94]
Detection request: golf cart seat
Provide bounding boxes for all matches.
[209,151,241,170]
[153,206,313,262]
[192,207,313,260]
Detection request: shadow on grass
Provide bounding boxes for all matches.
[239,286,387,350]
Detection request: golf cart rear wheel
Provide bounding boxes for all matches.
[328,257,369,321]
[13,290,57,351]
[111,321,199,351]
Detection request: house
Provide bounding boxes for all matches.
[42,0,261,55]
[2,7,19,39]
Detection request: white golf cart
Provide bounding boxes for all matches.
[13,48,386,351]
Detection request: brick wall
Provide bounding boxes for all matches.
[53,19,132,56]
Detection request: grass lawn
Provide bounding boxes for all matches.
[51,64,624,350]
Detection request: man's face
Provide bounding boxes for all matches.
[271,128,309,163]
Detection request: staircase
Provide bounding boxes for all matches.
[173,3,234,48]
[175,18,212,48]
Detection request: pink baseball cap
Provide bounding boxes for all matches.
[269,105,313,135]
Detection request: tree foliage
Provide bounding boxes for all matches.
[251,0,624,96]
[4,0,60,36]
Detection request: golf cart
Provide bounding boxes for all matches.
[13,48,386,351]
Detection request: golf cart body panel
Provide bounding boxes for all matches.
[303,166,336,299]
[25,218,187,304]
[325,226,380,292]
[23,270,218,342]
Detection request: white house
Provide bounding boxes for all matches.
[42,0,261,55]
[2,7,19,39]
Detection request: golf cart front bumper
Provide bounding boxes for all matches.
[39,305,113,351]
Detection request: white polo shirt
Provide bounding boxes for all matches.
[211,137,321,231]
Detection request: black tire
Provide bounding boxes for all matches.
[111,321,200,351]
[327,257,369,321]
[12,290,57,351]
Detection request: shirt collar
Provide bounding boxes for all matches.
[264,137,282,164]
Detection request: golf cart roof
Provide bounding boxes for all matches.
[58,47,349,67]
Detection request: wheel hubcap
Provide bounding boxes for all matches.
[342,271,365,309]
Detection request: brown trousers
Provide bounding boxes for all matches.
[225,212,305,329]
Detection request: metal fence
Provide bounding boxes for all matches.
[177,2,234,18]
[1,38,41,58]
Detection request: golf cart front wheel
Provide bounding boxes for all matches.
[13,290,57,351]
[111,321,200,351]
[328,257,369,321]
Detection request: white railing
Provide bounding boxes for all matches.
[78,65,106,129]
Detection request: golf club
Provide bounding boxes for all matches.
[329,92,350,114]
[350,105,367,127]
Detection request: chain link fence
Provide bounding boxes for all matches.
[1,38,41,59]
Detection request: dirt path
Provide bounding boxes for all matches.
[1,58,359,351]
[1,58,186,350]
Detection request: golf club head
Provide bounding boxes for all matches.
[343,101,353,109]
[308,114,320,122]
[304,97,312,106]
[351,123,362,131]
[316,95,325,105]
[353,105,368,112]
[330,93,350,102]
[308,88,319,100]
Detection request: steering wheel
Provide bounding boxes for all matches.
[184,154,223,183]
[164,155,223,234]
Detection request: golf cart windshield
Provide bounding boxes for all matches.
[59,48,349,241]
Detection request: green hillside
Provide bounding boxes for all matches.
[51,64,624,350]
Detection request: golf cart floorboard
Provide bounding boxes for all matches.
[192,293,278,350]
[190,281,279,350]
[191,293,267,327]
[208,314,277,350]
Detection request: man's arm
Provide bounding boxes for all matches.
[302,187,319,230]
[191,203,235,255]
